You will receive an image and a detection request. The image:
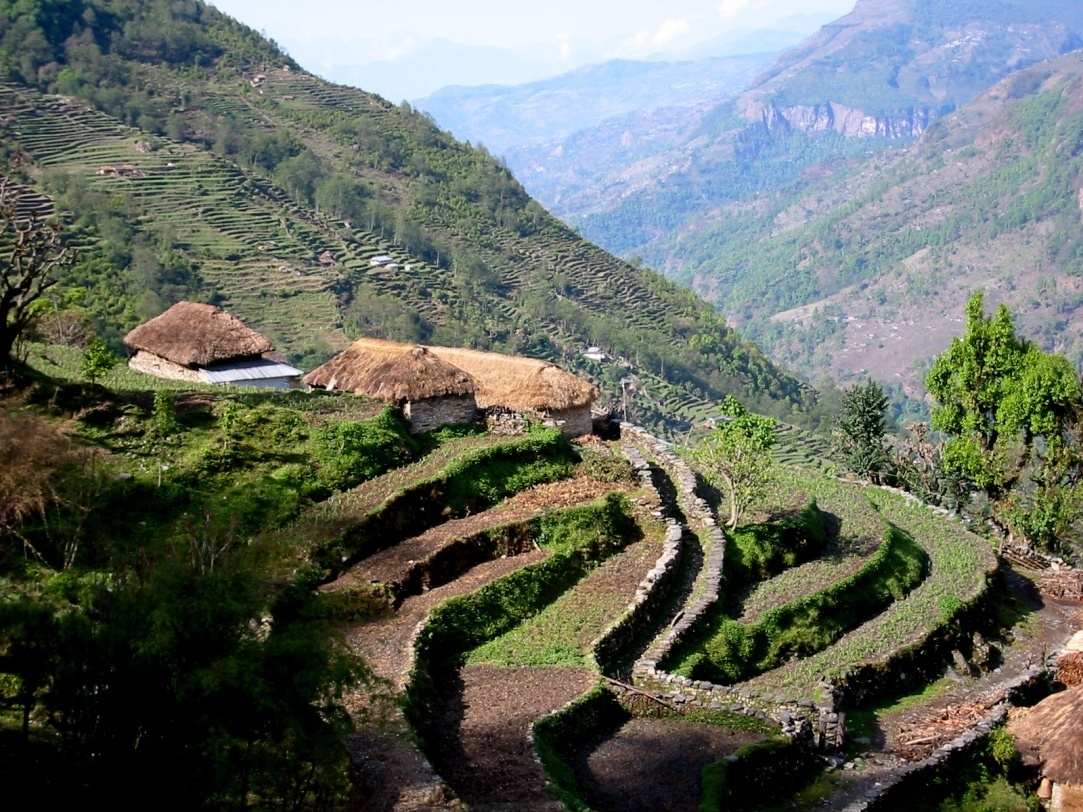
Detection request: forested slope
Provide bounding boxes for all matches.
[677,51,1083,394]
[0,0,816,432]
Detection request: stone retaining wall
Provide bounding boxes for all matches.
[589,438,685,674]
[612,427,822,738]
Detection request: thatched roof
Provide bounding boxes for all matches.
[124,302,273,367]
[1009,685,1083,784]
[303,338,476,402]
[427,346,598,412]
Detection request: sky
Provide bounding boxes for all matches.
[210,0,857,99]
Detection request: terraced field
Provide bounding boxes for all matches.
[1,58,816,430]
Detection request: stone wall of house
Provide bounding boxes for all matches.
[128,351,202,382]
[405,395,478,434]
[483,406,594,437]
[547,406,593,438]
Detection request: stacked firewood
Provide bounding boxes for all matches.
[1057,652,1083,687]
[1040,571,1083,601]
[892,701,994,761]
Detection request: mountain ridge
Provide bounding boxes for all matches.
[0,0,818,433]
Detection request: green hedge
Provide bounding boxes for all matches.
[403,495,637,750]
[680,526,928,683]
[307,429,576,576]
[725,502,828,586]
[700,736,822,812]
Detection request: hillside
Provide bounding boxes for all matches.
[3,361,1063,810]
[675,51,1083,394]
[0,0,817,433]
[535,0,1083,278]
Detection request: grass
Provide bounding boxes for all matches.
[466,519,664,668]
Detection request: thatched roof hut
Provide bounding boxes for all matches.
[124,302,273,367]
[303,339,478,432]
[1010,686,1083,784]
[1009,685,1083,811]
[124,302,301,388]
[426,346,599,437]
[303,338,475,401]
[426,346,598,413]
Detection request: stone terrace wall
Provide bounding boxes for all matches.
[589,442,685,675]
[612,427,821,737]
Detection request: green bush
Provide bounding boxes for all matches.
[726,502,828,586]
[700,736,822,812]
[307,406,416,492]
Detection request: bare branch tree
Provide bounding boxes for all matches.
[1,172,73,366]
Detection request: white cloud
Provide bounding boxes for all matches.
[717,0,772,20]
[652,19,689,48]
[554,33,572,61]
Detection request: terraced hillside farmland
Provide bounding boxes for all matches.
[7,351,1080,810]
[0,0,821,433]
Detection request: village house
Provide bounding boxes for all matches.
[1009,683,1083,811]
[123,302,303,389]
[426,346,599,437]
[303,338,478,433]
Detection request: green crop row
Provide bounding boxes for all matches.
[672,525,928,683]
[283,428,578,578]
[743,483,997,701]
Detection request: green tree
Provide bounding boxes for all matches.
[834,378,891,484]
[926,292,1083,546]
[80,336,118,385]
[692,397,777,529]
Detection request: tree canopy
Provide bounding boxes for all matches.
[926,291,1083,546]
[692,396,777,529]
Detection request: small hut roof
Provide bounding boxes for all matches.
[303,338,476,402]
[427,346,598,412]
[124,302,273,367]
[1008,685,1083,784]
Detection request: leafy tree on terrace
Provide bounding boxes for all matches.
[926,291,1083,547]
[692,396,777,529]
[834,378,891,484]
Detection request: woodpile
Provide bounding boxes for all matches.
[1058,652,1083,688]
[893,701,995,761]
[1041,571,1083,601]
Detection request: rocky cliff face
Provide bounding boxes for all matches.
[751,101,932,140]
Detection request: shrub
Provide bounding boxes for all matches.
[308,406,416,491]
[725,501,829,586]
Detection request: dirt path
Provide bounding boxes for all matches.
[429,665,597,810]
[814,567,1082,811]
[573,719,767,812]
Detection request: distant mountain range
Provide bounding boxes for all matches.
[415,54,778,155]
[447,0,1083,397]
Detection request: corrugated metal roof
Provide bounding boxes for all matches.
[200,358,303,384]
